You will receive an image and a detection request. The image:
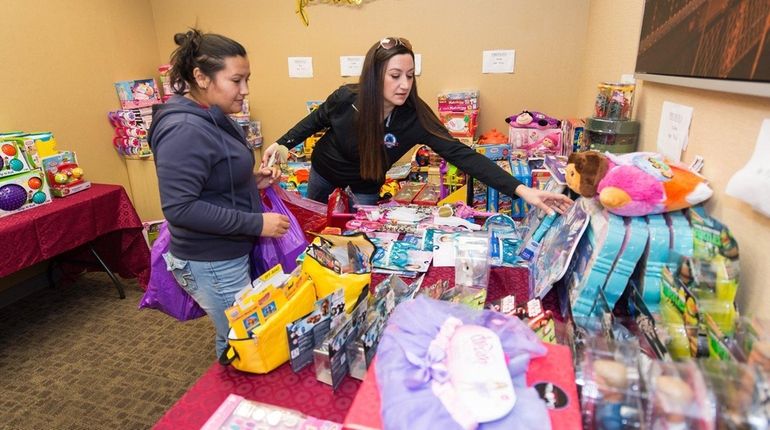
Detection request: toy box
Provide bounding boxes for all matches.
[439,110,479,138]
[437,90,478,112]
[114,78,162,109]
[509,126,563,157]
[0,168,51,218]
[40,151,91,197]
[510,158,532,217]
[473,143,511,161]
[0,138,37,178]
[561,118,586,155]
[487,159,513,216]
[393,182,426,205]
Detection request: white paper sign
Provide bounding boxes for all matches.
[288,57,313,78]
[414,53,422,76]
[656,101,693,161]
[339,56,364,77]
[482,50,515,74]
[726,119,770,217]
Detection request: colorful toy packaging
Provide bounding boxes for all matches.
[114,78,162,109]
[438,90,479,138]
[506,110,563,157]
[0,168,51,217]
[107,107,153,158]
[580,337,644,430]
[0,138,37,179]
[40,150,91,197]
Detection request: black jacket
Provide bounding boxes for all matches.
[149,95,263,261]
[276,85,523,195]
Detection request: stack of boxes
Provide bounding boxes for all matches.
[0,132,52,217]
[438,90,479,146]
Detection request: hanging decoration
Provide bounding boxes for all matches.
[295,0,363,26]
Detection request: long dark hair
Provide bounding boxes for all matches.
[168,28,247,95]
[356,39,450,184]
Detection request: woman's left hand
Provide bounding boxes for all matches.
[255,167,277,189]
[515,185,573,215]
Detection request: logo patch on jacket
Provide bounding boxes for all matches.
[383,133,398,148]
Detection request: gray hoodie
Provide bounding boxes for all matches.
[148,95,263,261]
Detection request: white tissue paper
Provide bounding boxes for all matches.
[726,119,770,218]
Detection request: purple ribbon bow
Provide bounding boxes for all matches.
[403,343,450,388]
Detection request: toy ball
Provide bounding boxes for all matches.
[415,145,432,167]
[0,184,27,211]
[70,167,84,178]
[1,143,17,157]
[54,173,68,184]
[27,177,42,189]
[9,158,24,171]
[31,191,47,204]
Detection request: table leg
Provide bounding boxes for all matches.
[89,244,126,299]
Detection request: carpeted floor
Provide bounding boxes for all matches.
[0,273,216,430]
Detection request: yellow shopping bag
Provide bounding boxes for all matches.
[301,232,375,313]
[219,276,316,374]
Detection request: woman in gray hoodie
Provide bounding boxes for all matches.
[149,29,289,357]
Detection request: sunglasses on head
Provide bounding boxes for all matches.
[379,37,412,51]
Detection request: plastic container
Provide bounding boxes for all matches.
[585,118,640,154]
[594,82,635,120]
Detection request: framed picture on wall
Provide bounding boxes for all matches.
[634,0,770,97]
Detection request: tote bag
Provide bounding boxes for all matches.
[138,222,206,321]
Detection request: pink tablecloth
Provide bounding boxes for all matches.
[0,183,150,288]
[153,266,534,429]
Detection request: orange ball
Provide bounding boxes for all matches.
[2,143,17,156]
[28,177,42,189]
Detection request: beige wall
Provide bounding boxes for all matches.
[580,0,770,316]
[0,0,160,195]
[150,0,590,143]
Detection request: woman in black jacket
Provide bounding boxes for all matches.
[262,37,571,215]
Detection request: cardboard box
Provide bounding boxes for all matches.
[0,168,52,218]
[114,78,162,109]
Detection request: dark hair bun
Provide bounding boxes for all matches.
[173,29,201,47]
[173,32,188,46]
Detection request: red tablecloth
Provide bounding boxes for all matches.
[153,266,534,429]
[0,183,150,288]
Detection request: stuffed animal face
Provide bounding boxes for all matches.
[566,151,609,197]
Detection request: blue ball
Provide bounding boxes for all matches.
[32,191,47,204]
[9,158,24,171]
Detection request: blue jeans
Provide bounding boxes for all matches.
[164,252,250,357]
[307,168,379,209]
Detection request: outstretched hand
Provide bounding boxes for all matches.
[515,185,573,216]
[260,142,289,181]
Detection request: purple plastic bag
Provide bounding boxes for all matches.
[252,186,309,275]
[138,222,206,321]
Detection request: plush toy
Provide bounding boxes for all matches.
[565,151,713,217]
[505,110,560,129]
[477,128,508,145]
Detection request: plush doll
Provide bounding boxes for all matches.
[565,151,713,217]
